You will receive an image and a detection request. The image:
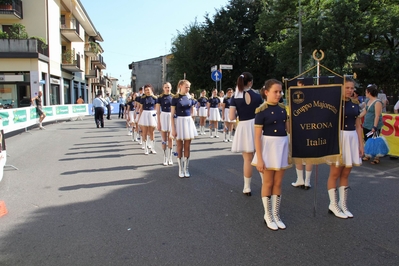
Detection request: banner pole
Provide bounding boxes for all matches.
[313,165,318,217]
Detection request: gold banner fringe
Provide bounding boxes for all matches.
[291,154,342,166]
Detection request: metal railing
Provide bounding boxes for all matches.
[0,0,23,19]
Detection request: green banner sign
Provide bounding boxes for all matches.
[13,109,27,124]
[72,105,87,113]
[30,107,38,120]
[43,107,54,116]
[0,112,9,127]
[56,106,69,115]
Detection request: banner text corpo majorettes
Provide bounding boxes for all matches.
[289,85,342,164]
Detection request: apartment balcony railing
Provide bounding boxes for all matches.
[0,0,23,19]
[85,69,98,78]
[91,54,106,69]
[84,42,99,57]
[61,53,83,72]
[0,39,48,59]
[60,19,83,42]
[91,77,106,87]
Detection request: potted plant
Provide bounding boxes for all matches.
[62,49,75,64]
[9,23,28,39]
[89,41,99,54]
[0,31,9,39]
[0,0,13,10]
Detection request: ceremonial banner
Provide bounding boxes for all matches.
[289,85,342,164]
[381,114,399,157]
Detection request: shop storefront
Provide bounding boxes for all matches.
[0,73,31,108]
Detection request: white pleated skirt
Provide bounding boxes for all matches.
[330,130,362,167]
[208,107,220,121]
[175,116,198,140]
[134,111,140,123]
[251,135,290,170]
[138,110,157,127]
[231,119,255,153]
[199,106,207,117]
[160,112,171,132]
[224,108,235,122]
[192,107,198,117]
[128,111,135,123]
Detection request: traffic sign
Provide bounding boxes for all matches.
[220,64,233,70]
[211,65,217,72]
[211,70,222,81]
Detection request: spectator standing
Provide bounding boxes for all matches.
[104,92,112,120]
[118,93,126,119]
[393,100,399,114]
[31,91,46,129]
[376,86,389,113]
[92,93,105,128]
[76,96,84,104]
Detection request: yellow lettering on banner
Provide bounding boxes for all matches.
[306,138,327,146]
[300,122,333,130]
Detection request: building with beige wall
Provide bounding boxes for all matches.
[0,0,106,108]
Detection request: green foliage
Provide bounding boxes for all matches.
[30,36,48,49]
[0,31,9,39]
[9,23,29,39]
[170,0,399,98]
[62,49,75,64]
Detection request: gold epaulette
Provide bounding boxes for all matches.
[159,93,164,98]
[351,98,359,104]
[255,102,268,114]
[151,95,158,99]
[173,94,180,98]
[278,103,286,109]
[141,95,147,99]
[200,96,208,100]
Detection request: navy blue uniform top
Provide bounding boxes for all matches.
[231,89,263,121]
[157,94,173,113]
[208,97,220,108]
[224,97,232,109]
[140,95,157,111]
[255,103,287,136]
[172,94,195,117]
[127,101,135,111]
[343,99,360,131]
[198,96,208,107]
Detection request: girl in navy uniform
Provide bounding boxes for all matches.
[230,72,263,196]
[207,88,221,138]
[222,88,235,142]
[252,79,290,230]
[171,80,198,178]
[327,78,363,219]
[138,84,158,155]
[156,82,174,166]
[197,90,208,135]
[126,96,135,137]
[191,93,198,125]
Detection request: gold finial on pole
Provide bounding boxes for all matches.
[312,50,324,85]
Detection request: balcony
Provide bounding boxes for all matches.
[60,19,83,42]
[91,77,106,87]
[0,0,23,19]
[61,52,83,72]
[92,54,106,69]
[0,39,49,60]
[84,42,99,57]
[85,69,98,78]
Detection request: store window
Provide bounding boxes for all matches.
[0,84,17,109]
[64,80,71,104]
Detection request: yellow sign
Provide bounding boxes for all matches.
[381,114,399,157]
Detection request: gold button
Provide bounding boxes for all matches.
[345,116,347,118]
[274,121,277,123]
[283,120,286,122]
[352,105,355,108]
[271,112,274,114]
[274,129,277,132]
[345,125,347,127]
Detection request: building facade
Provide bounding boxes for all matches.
[0,0,106,108]
[128,54,172,94]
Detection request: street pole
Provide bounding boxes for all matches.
[299,0,302,75]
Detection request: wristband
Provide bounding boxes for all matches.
[372,126,377,131]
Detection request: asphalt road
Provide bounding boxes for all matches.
[0,117,398,266]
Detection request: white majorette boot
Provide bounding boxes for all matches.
[201,126,205,135]
[214,128,219,138]
[338,186,353,218]
[177,158,184,178]
[328,188,348,219]
[304,170,312,190]
[150,140,156,154]
[163,149,168,166]
[243,176,251,196]
[223,130,228,142]
[272,195,286,229]
[292,168,305,188]
[228,130,233,142]
[262,196,278,231]
[168,148,173,165]
[138,132,142,145]
[183,157,190,177]
[144,141,149,155]
[209,128,213,138]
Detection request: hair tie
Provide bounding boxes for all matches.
[240,74,244,78]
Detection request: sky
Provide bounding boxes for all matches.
[80,0,230,86]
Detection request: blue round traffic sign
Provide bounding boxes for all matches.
[211,70,222,81]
